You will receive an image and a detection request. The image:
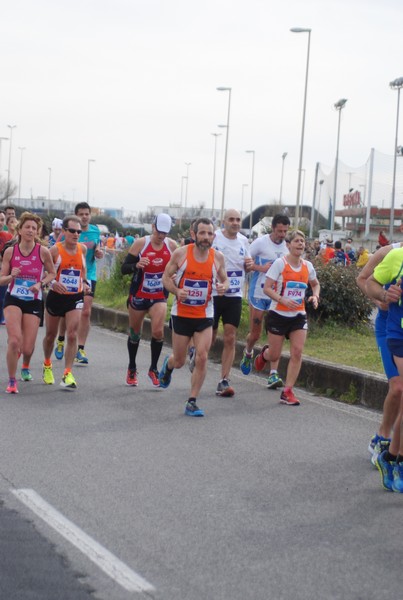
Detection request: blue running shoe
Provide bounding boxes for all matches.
[55,339,65,361]
[392,463,403,493]
[240,349,253,375]
[368,433,389,455]
[371,438,390,467]
[184,400,204,417]
[375,450,395,491]
[75,348,88,364]
[159,356,172,389]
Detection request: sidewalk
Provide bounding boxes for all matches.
[91,304,387,412]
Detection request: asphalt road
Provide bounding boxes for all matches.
[0,323,401,600]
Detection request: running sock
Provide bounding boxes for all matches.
[270,369,277,375]
[396,454,403,464]
[22,363,30,370]
[57,336,65,342]
[127,336,139,371]
[63,368,71,376]
[78,345,84,351]
[44,358,52,367]
[385,451,397,463]
[188,397,197,403]
[150,337,163,371]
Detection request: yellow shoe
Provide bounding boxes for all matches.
[60,371,77,390]
[43,364,55,385]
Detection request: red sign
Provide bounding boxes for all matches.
[343,190,361,207]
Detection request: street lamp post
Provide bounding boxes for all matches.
[217,87,232,224]
[211,133,221,219]
[331,98,348,231]
[18,147,26,200]
[87,159,96,204]
[48,167,52,215]
[290,27,311,228]
[179,175,187,230]
[0,137,9,175]
[389,77,403,240]
[184,162,191,212]
[317,179,324,232]
[6,125,17,199]
[279,152,287,204]
[246,150,255,238]
[241,183,248,218]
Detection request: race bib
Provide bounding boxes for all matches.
[11,278,36,301]
[283,281,307,304]
[226,270,243,295]
[60,269,81,293]
[181,279,208,306]
[142,272,163,294]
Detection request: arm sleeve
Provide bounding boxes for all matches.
[121,253,139,275]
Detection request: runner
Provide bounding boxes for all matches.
[159,217,228,416]
[42,215,90,390]
[258,229,320,406]
[0,210,13,325]
[54,202,102,364]
[366,248,403,492]
[212,208,253,396]
[0,212,55,393]
[121,213,177,387]
[240,214,290,388]
[356,242,403,466]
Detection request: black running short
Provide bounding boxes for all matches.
[265,310,308,338]
[170,315,213,337]
[4,293,43,319]
[213,296,242,329]
[46,290,84,317]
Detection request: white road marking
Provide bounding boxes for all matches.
[12,488,155,594]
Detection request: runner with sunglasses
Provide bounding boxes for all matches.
[42,215,90,390]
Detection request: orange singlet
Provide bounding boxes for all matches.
[54,242,85,295]
[171,245,217,319]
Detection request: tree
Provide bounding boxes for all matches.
[0,176,17,205]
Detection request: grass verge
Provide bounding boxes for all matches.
[96,278,383,375]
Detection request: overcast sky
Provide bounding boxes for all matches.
[1,0,402,217]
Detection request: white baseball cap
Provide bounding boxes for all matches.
[154,213,172,233]
[52,218,63,229]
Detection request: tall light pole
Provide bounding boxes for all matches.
[18,147,26,200]
[179,175,187,230]
[217,86,232,223]
[290,27,311,228]
[331,98,348,231]
[184,162,191,212]
[389,77,403,241]
[87,159,96,204]
[241,183,248,217]
[279,152,287,204]
[0,137,9,175]
[315,178,325,233]
[246,150,255,238]
[211,133,221,219]
[48,167,52,215]
[6,124,17,199]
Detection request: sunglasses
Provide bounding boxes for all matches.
[65,227,82,235]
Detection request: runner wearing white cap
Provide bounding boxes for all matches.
[121,213,177,387]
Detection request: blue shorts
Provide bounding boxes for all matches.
[375,310,399,379]
[387,338,403,360]
[248,295,272,312]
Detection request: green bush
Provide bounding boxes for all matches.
[306,261,373,326]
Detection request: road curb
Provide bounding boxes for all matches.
[91,304,387,412]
